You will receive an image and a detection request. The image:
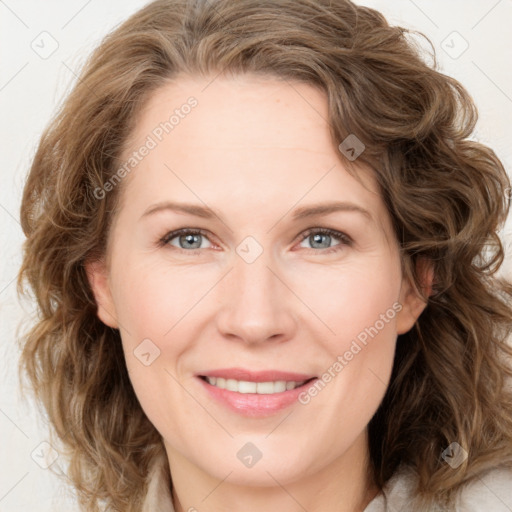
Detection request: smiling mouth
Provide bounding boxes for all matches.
[199,375,317,394]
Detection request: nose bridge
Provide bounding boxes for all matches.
[234,249,275,306]
[215,240,295,343]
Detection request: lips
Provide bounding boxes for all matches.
[196,367,318,417]
[196,368,317,382]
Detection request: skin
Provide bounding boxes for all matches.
[87,74,429,512]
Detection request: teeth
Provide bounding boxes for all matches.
[205,376,307,394]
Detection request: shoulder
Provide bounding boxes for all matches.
[141,449,175,512]
[455,466,512,511]
[365,465,512,512]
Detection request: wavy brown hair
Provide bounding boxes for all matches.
[18,0,512,510]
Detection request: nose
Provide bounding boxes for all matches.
[215,247,298,345]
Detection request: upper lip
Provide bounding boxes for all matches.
[197,368,317,382]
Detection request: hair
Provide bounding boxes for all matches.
[18,0,512,510]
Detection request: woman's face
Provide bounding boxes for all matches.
[88,74,426,487]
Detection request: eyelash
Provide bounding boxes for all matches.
[159,227,352,254]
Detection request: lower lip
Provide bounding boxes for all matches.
[197,377,317,417]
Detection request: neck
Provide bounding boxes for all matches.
[166,432,380,512]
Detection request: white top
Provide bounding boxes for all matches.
[141,451,512,511]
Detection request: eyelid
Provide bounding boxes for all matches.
[160,226,352,253]
[160,227,211,244]
[159,227,217,251]
[297,227,353,247]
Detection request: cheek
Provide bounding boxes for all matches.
[295,253,401,406]
[112,264,192,438]
[110,259,204,398]
[111,258,193,343]
[289,255,402,343]
[338,264,401,379]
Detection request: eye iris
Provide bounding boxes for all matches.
[180,233,202,249]
[310,233,331,249]
[172,231,338,250]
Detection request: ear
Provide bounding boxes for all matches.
[85,259,119,329]
[396,257,434,335]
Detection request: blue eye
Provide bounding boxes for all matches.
[298,228,352,252]
[159,227,351,253]
[161,229,212,251]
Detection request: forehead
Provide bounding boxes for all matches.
[134,74,330,149]
[116,74,386,228]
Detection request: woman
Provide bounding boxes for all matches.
[18,0,512,510]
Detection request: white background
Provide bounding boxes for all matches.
[1,1,511,510]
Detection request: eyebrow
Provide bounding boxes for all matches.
[142,201,217,219]
[140,200,373,222]
[291,201,372,221]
